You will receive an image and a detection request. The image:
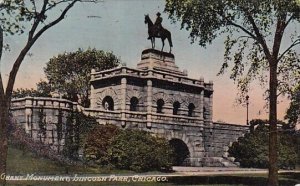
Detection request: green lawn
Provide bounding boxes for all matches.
[7,146,132,175]
[5,146,300,186]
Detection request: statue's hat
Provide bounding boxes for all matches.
[156,12,161,16]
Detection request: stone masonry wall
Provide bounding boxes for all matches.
[204,122,249,157]
[11,96,249,167]
[10,97,77,152]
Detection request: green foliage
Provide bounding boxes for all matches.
[229,122,297,169]
[84,126,173,172]
[44,48,120,107]
[165,2,300,183]
[12,81,52,98]
[0,0,30,35]
[63,111,97,160]
[285,86,300,127]
[84,124,120,165]
[164,0,300,100]
[107,129,173,172]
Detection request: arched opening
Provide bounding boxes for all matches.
[157,99,164,113]
[173,101,180,115]
[169,138,190,166]
[130,97,139,111]
[188,103,195,117]
[102,96,114,111]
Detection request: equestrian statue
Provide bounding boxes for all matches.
[144,12,173,53]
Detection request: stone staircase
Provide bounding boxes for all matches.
[201,157,239,167]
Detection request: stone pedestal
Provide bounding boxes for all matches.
[137,49,186,76]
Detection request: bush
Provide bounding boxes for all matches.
[107,129,173,172]
[229,123,297,169]
[84,124,120,164]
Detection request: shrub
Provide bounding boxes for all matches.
[84,124,120,164]
[107,129,173,172]
[229,124,297,169]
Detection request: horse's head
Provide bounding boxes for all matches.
[144,14,149,24]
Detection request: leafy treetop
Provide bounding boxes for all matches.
[165,0,300,100]
[44,48,120,107]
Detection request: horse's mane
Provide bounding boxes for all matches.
[145,14,153,25]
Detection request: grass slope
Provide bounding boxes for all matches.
[7,146,131,175]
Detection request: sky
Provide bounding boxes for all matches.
[0,0,291,124]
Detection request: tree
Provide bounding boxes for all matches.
[44,48,120,107]
[229,120,297,169]
[164,1,300,185]
[12,81,51,98]
[285,86,300,127]
[0,1,97,184]
[63,111,97,160]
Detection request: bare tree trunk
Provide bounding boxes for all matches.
[0,99,9,185]
[268,62,278,186]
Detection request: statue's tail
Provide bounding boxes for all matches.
[168,33,173,48]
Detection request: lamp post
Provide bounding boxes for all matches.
[246,95,249,125]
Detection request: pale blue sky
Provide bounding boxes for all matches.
[1,0,290,124]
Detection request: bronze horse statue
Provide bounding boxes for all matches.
[144,14,173,53]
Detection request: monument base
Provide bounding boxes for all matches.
[137,49,186,76]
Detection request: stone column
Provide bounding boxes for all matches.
[25,97,33,134]
[90,69,96,108]
[199,90,204,121]
[121,77,127,127]
[146,78,153,128]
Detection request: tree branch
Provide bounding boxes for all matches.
[45,0,74,11]
[272,13,287,59]
[278,39,300,61]
[6,0,79,98]
[28,0,48,40]
[283,13,295,30]
[227,20,257,40]
[246,14,272,62]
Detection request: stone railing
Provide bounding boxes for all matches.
[11,96,77,111]
[90,66,212,90]
[84,108,202,126]
[124,111,147,121]
[83,108,121,119]
[151,113,203,126]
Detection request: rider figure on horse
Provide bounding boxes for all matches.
[154,12,163,36]
[148,12,163,39]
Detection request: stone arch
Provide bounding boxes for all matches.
[188,103,196,117]
[163,131,195,163]
[126,89,143,103]
[156,99,165,113]
[173,101,180,115]
[168,93,184,106]
[169,138,190,165]
[96,88,119,110]
[130,97,139,111]
[102,96,114,110]
[182,95,199,109]
[152,92,170,105]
